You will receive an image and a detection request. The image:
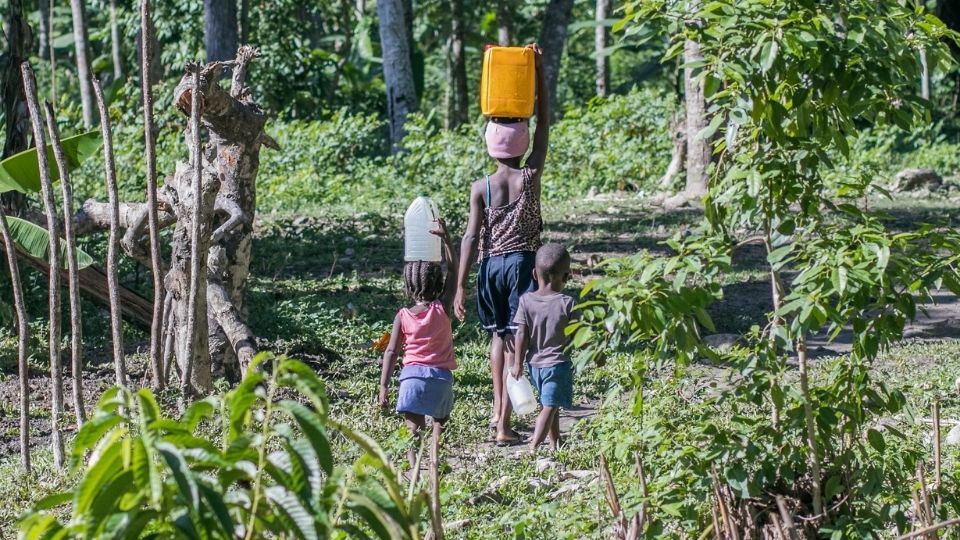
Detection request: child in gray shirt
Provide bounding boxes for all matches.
[511,243,575,453]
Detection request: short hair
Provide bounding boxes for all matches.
[404,261,445,302]
[535,243,571,278]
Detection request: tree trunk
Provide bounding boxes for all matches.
[2,0,30,216]
[45,103,87,426]
[920,48,930,100]
[326,0,355,104]
[68,48,266,394]
[446,0,468,130]
[239,0,250,43]
[378,0,420,151]
[93,80,127,387]
[496,0,512,45]
[170,71,218,394]
[69,0,95,128]
[21,62,66,468]
[110,0,123,82]
[683,6,709,199]
[167,162,218,394]
[595,0,609,98]
[141,0,165,389]
[179,47,265,377]
[204,0,239,63]
[38,0,50,58]
[917,0,930,100]
[658,114,685,189]
[538,0,575,120]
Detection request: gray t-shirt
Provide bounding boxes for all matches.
[513,292,576,368]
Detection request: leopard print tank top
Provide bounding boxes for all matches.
[478,167,543,259]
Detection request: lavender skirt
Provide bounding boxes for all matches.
[396,365,454,419]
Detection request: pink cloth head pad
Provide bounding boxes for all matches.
[485,120,530,159]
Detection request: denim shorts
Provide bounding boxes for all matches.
[529,362,573,409]
[396,365,454,420]
[477,251,537,335]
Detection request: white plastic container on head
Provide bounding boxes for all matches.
[506,374,537,415]
[404,196,442,262]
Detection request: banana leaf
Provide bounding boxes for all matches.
[0,129,102,194]
[6,216,94,269]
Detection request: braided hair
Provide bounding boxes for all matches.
[404,261,445,303]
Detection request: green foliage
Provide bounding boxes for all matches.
[566,0,960,533]
[18,355,428,539]
[251,88,675,215]
[549,89,675,194]
[587,349,960,537]
[5,217,94,270]
[568,230,729,372]
[0,129,102,194]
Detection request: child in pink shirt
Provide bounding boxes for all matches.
[379,219,459,468]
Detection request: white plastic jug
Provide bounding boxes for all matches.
[404,196,442,262]
[506,374,537,415]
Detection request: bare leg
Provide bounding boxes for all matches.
[403,413,426,470]
[496,333,516,441]
[528,405,556,454]
[489,334,505,427]
[548,408,561,452]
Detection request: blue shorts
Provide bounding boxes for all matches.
[529,362,573,409]
[396,365,454,420]
[477,251,537,336]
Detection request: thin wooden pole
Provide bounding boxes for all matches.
[917,462,936,537]
[44,102,86,426]
[430,422,444,540]
[635,452,649,528]
[797,338,823,516]
[0,204,31,471]
[92,79,127,387]
[775,495,799,540]
[161,292,175,385]
[182,65,203,394]
[932,400,942,496]
[140,0,165,389]
[21,62,65,468]
[48,0,57,105]
[896,517,960,540]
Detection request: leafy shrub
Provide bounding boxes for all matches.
[19,355,429,539]
[587,351,959,537]
[254,87,676,214]
[258,110,388,209]
[549,89,675,196]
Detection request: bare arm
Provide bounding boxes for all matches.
[512,323,529,379]
[454,183,485,321]
[525,46,549,182]
[434,221,459,315]
[378,313,404,408]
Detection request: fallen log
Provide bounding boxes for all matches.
[3,244,153,328]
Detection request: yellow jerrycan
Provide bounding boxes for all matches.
[480,46,536,118]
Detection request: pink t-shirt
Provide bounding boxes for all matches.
[399,301,457,371]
